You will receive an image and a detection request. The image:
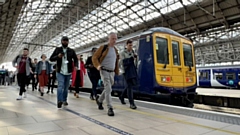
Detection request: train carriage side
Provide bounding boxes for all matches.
[197,65,240,89]
[212,67,240,88]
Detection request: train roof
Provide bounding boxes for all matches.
[141,27,190,40]
[197,65,240,69]
[77,27,190,54]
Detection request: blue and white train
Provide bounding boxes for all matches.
[197,65,240,89]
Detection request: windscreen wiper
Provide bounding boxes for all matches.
[188,65,192,71]
[163,49,168,69]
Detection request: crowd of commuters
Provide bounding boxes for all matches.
[9,32,138,117]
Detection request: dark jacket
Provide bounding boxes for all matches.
[85,56,100,79]
[123,57,138,80]
[35,61,52,75]
[12,55,33,76]
[49,47,78,73]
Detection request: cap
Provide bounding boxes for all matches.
[61,36,69,41]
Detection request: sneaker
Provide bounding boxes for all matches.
[90,95,95,100]
[63,101,68,106]
[16,96,22,100]
[23,92,27,98]
[130,104,137,109]
[96,95,104,110]
[108,108,114,116]
[57,101,63,108]
[119,97,126,105]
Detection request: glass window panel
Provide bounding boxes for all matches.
[172,41,181,66]
[156,37,169,64]
[183,43,194,67]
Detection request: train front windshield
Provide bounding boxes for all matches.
[183,44,194,67]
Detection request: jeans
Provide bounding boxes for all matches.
[56,73,71,102]
[0,75,5,85]
[30,74,36,90]
[75,70,81,93]
[120,74,134,104]
[17,73,27,96]
[88,72,100,97]
[48,75,56,91]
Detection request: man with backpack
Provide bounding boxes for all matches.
[92,32,119,116]
[12,48,33,100]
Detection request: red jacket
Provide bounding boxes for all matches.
[71,61,86,87]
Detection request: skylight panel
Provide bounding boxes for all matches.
[160,7,168,14]
[129,13,138,19]
[170,2,183,11]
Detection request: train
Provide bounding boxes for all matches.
[197,65,240,89]
[77,27,197,107]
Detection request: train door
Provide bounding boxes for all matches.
[170,38,184,87]
[181,42,196,87]
[153,33,173,87]
[198,70,211,87]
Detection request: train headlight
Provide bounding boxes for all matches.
[161,76,171,82]
[186,77,193,82]
[162,77,166,82]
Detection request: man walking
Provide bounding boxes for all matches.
[31,58,38,91]
[119,39,137,109]
[12,48,33,100]
[92,32,119,116]
[50,36,78,108]
[0,66,6,86]
[85,47,101,100]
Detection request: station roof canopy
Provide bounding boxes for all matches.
[0,0,240,64]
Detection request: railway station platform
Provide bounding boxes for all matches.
[195,88,240,109]
[197,88,240,98]
[1,86,240,135]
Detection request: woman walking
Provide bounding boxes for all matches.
[71,54,86,98]
[47,64,56,94]
[35,54,52,96]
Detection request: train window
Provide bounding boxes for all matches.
[183,44,193,67]
[172,41,181,66]
[156,37,169,64]
[226,73,236,80]
[213,73,223,80]
[238,73,240,80]
[200,71,209,80]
